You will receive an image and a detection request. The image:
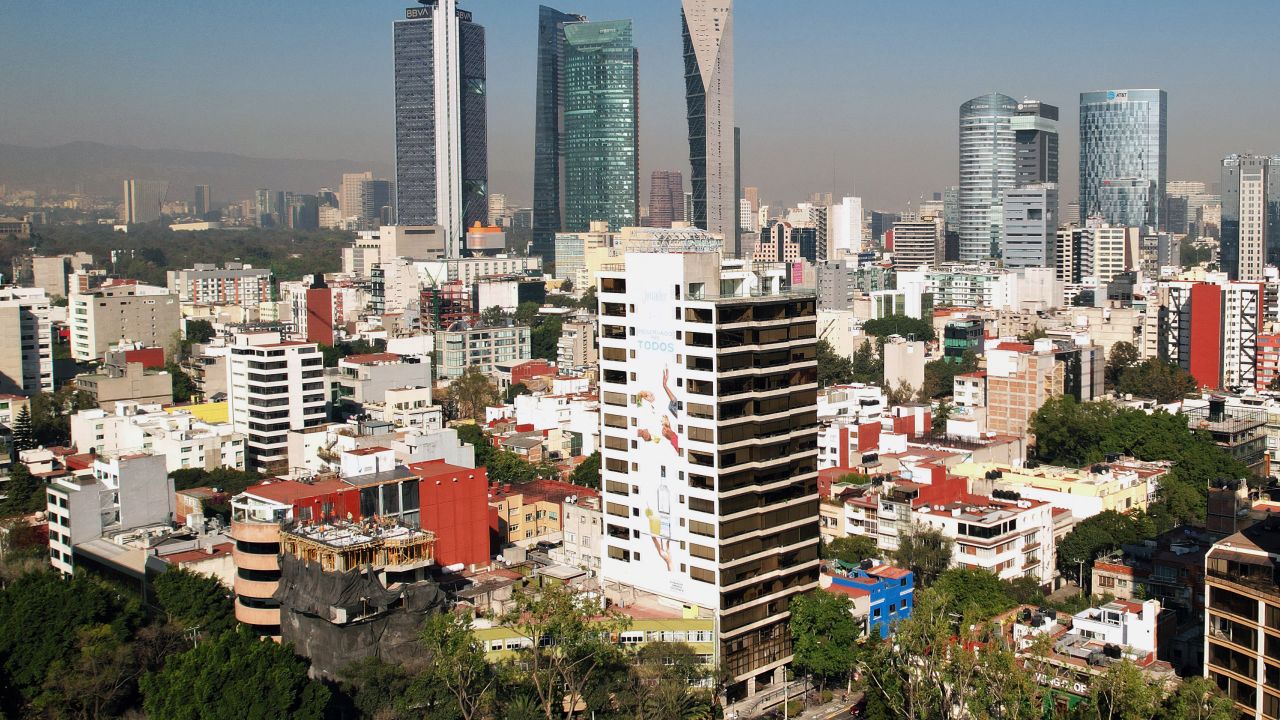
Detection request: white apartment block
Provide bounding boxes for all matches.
[0,286,53,394]
[597,248,820,699]
[70,403,246,472]
[167,263,274,308]
[902,489,1056,585]
[46,452,174,575]
[341,225,447,278]
[226,332,328,473]
[69,282,180,362]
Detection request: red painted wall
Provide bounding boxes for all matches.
[511,360,555,385]
[1188,283,1222,390]
[409,461,491,568]
[123,347,165,369]
[306,287,335,345]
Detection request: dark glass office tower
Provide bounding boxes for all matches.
[1013,100,1059,186]
[562,19,638,232]
[532,5,587,260]
[394,0,487,256]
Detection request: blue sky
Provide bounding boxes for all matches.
[4,0,1279,208]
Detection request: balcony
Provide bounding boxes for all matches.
[233,576,280,600]
[234,597,281,628]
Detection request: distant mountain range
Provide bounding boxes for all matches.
[0,141,393,203]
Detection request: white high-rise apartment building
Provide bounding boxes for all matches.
[226,331,327,473]
[738,198,754,232]
[682,0,736,253]
[68,282,180,362]
[830,196,864,258]
[597,244,820,703]
[959,94,1017,262]
[0,286,53,394]
[891,217,944,271]
[487,193,507,226]
[1084,220,1138,283]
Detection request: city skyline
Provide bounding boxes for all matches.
[5,1,1280,210]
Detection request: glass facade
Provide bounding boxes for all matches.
[958,93,1017,262]
[1078,89,1167,229]
[562,19,639,232]
[393,4,488,241]
[532,6,586,261]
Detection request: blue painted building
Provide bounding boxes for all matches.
[822,562,914,638]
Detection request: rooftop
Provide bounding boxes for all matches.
[342,352,402,365]
[242,477,352,505]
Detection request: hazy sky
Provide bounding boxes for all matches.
[5,0,1280,210]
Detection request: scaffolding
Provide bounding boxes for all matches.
[281,520,435,573]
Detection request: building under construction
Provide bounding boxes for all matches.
[273,519,447,679]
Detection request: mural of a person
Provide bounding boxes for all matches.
[635,388,679,452]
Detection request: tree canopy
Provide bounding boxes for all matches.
[890,525,954,586]
[862,314,936,342]
[789,590,861,692]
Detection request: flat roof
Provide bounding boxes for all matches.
[243,477,352,504]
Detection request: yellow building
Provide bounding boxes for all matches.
[165,400,228,424]
[488,479,597,545]
[473,614,715,662]
[952,458,1168,520]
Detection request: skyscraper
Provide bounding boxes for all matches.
[360,179,393,228]
[830,196,864,258]
[958,93,1017,262]
[1013,100,1059,186]
[1220,154,1280,282]
[340,171,373,219]
[648,170,685,228]
[394,0,488,256]
[122,179,168,224]
[532,5,587,260]
[1002,185,1058,268]
[1079,89,1167,229]
[682,0,737,252]
[193,184,211,218]
[562,19,639,232]
[597,244,819,703]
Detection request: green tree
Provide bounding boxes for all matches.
[417,611,495,720]
[167,362,196,403]
[862,314,936,342]
[822,534,878,566]
[885,379,918,405]
[921,349,978,399]
[0,463,44,517]
[569,451,600,489]
[500,584,629,720]
[339,657,412,720]
[931,401,953,435]
[1076,660,1161,720]
[0,571,141,714]
[505,381,531,403]
[789,591,860,693]
[184,319,216,345]
[33,624,140,720]
[455,423,495,467]
[153,568,236,637]
[11,405,36,452]
[890,525,954,586]
[140,628,329,720]
[531,315,563,362]
[1056,510,1155,585]
[930,567,1018,621]
[1156,675,1237,720]
[1116,359,1198,403]
[1018,325,1049,342]
[448,366,500,421]
[577,286,597,310]
[817,338,856,387]
[485,450,542,485]
[1105,341,1140,389]
[480,305,509,327]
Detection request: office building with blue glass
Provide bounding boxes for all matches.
[532,5,587,261]
[1078,89,1166,230]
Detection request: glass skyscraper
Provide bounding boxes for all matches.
[682,0,737,254]
[393,0,488,256]
[1078,89,1166,229]
[958,93,1017,262]
[561,19,638,232]
[532,5,587,261]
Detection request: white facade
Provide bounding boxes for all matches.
[226,332,328,472]
[341,225,447,278]
[830,196,864,258]
[912,496,1056,585]
[1071,599,1160,656]
[70,404,246,472]
[891,217,944,271]
[0,286,54,394]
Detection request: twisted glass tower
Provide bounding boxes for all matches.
[1078,89,1166,229]
[958,93,1017,262]
[682,0,737,254]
